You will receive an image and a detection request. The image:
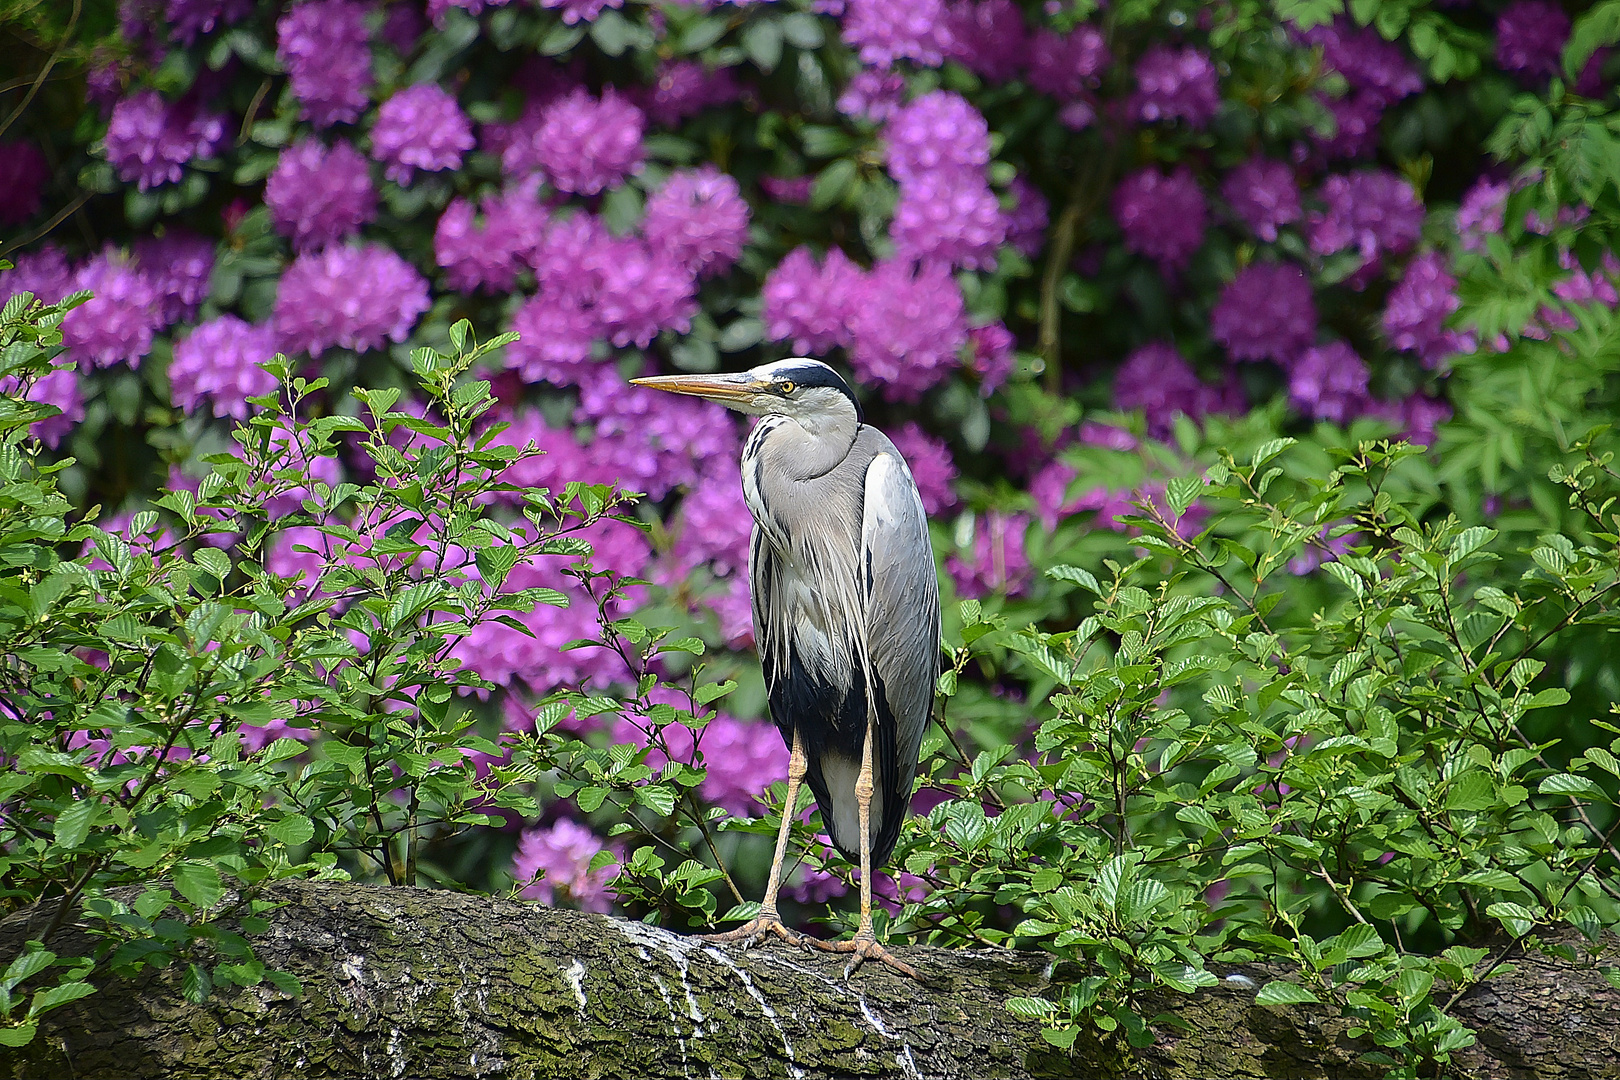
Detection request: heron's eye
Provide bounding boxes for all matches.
[779,380,796,395]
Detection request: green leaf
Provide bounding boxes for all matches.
[636,784,678,816]
[1250,437,1296,469]
[1395,968,1434,1005]
[741,17,784,72]
[267,815,315,847]
[694,680,737,705]
[53,799,99,850]
[1539,772,1597,796]
[810,159,857,211]
[1165,475,1203,518]
[1565,1,1620,80]
[0,1023,36,1047]
[1255,980,1320,1006]
[1046,564,1101,594]
[27,981,96,1018]
[2,946,54,992]
[181,963,212,1004]
[1006,996,1058,1020]
[172,861,225,910]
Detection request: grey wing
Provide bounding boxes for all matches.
[747,523,787,743]
[860,445,942,865]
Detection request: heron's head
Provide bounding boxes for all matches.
[632,359,862,431]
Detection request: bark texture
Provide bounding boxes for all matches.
[2,880,1618,1079]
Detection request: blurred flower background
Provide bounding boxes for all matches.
[2,0,1615,924]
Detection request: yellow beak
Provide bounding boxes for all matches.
[629,373,766,403]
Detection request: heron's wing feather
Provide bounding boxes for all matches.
[860,445,942,864]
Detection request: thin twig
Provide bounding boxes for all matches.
[0,0,79,143]
[0,191,94,260]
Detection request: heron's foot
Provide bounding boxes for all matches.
[699,914,807,950]
[812,932,924,981]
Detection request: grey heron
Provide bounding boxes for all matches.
[632,358,941,977]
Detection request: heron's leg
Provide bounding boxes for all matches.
[813,722,922,981]
[700,730,807,948]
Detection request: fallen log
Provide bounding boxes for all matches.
[2,880,1616,1079]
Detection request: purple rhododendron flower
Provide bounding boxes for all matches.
[947,511,1032,597]
[0,141,48,226]
[263,523,359,603]
[1211,261,1318,365]
[513,820,621,912]
[664,471,753,580]
[885,91,991,183]
[0,247,75,305]
[104,90,227,190]
[761,176,815,203]
[453,550,639,692]
[886,422,957,515]
[968,321,1016,394]
[64,250,164,368]
[1004,176,1049,259]
[643,166,752,279]
[435,181,548,293]
[1,368,84,448]
[892,168,1007,270]
[165,0,253,44]
[1382,251,1463,367]
[687,717,790,815]
[1303,18,1424,109]
[275,243,431,357]
[1552,250,1620,312]
[1301,17,1422,160]
[1308,170,1424,272]
[945,0,1027,83]
[1130,45,1220,127]
[1289,341,1372,424]
[1028,25,1110,101]
[762,246,866,354]
[266,138,379,252]
[258,420,347,520]
[132,230,214,324]
[841,0,955,68]
[587,240,699,348]
[1374,393,1450,449]
[530,211,615,305]
[1114,342,1241,438]
[481,409,593,505]
[1496,0,1569,81]
[1029,459,1081,530]
[505,296,602,386]
[534,88,645,194]
[170,316,279,419]
[636,60,740,128]
[381,2,424,50]
[1456,177,1509,252]
[426,0,515,26]
[613,707,788,817]
[539,0,622,25]
[837,68,908,124]
[1113,166,1207,271]
[1222,158,1301,243]
[1315,95,1386,160]
[849,258,967,402]
[576,372,739,500]
[370,84,475,184]
[276,0,374,129]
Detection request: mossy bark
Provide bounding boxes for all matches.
[1,881,1617,1079]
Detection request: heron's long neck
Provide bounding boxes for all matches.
[757,409,859,481]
